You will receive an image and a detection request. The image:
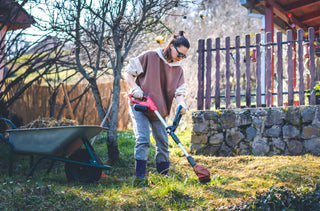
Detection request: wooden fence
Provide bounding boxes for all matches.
[197,27,320,110]
[8,81,130,130]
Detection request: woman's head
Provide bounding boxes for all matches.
[163,31,190,63]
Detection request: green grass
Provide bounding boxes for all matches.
[1,129,320,210]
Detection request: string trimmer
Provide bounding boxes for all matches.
[129,94,211,184]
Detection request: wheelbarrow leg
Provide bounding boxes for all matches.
[84,140,102,165]
[46,160,56,174]
[27,155,47,178]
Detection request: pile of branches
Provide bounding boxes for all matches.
[21,117,78,129]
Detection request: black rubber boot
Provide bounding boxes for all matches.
[135,160,147,179]
[156,161,170,175]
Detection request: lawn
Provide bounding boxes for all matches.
[1,129,320,210]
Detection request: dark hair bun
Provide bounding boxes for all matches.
[179,31,185,37]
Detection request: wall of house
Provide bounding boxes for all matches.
[191,105,320,156]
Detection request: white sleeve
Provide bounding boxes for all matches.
[175,83,186,96]
[124,57,144,77]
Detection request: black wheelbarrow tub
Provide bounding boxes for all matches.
[7,125,106,156]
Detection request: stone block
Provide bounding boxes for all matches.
[304,138,320,155]
[191,135,207,144]
[301,106,316,123]
[283,125,300,139]
[238,142,251,155]
[208,133,224,145]
[246,126,257,142]
[252,139,270,156]
[302,124,320,139]
[192,122,208,134]
[252,117,264,130]
[220,112,236,129]
[203,145,220,156]
[287,140,303,155]
[286,107,301,126]
[218,142,233,156]
[204,111,220,121]
[264,125,281,138]
[226,128,244,147]
[209,120,222,130]
[192,111,204,123]
[235,111,252,126]
[250,108,268,116]
[265,109,284,126]
[271,138,286,151]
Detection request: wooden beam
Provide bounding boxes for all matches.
[301,11,320,24]
[286,0,320,12]
[269,1,308,31]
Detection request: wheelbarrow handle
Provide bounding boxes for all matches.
[0,118,18,129]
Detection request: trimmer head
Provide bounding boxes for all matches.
[193,164,211,184]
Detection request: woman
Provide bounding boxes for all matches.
[125,31,190,180]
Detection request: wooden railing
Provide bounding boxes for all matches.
[197,27,320,110]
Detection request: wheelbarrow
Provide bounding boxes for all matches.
[0,118,111,183]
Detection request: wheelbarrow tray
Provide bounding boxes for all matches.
[7,125,105,156]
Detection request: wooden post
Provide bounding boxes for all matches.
[266,32,272,107]
[309,27,316,105]
[205,39,212,110]
[277,31,283,106]
[256,33,261,107]
[197,39,205,110]
[215,37,220,109]
[297,29,304,105]
[245,34,251,107]
[235,36,241,108]
[225,36,231,109]
[287,30,294,106]
[265,0,275,105]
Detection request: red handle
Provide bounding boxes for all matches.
[128,94,158,112]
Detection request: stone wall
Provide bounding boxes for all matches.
[191,105,320,156]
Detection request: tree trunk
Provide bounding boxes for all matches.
[89,78,106,121]
[49,88,58,117]
[106,64,122,164]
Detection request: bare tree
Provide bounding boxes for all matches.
[0,0,69,125]
[41,0,183,163]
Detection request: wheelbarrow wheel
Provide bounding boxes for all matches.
[65,149,102,183]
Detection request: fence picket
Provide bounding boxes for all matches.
[197,39,205,110]
[236,36,241,107]
[215,37,221,109]
[226,36,231,108]
[205,39,212,110]
[277,31,283,106]
[309,27,316,105]
[245,34,251,107]
[196,27,318,110]
[298,29,304,105]
[287,30,294,106]
[256,33,261,107]
[266,32,272,107]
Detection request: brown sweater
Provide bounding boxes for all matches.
[135,50,185,120]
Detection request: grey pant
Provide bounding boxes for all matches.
[129,105,169,162]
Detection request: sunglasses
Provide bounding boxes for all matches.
[173,45,187,59]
